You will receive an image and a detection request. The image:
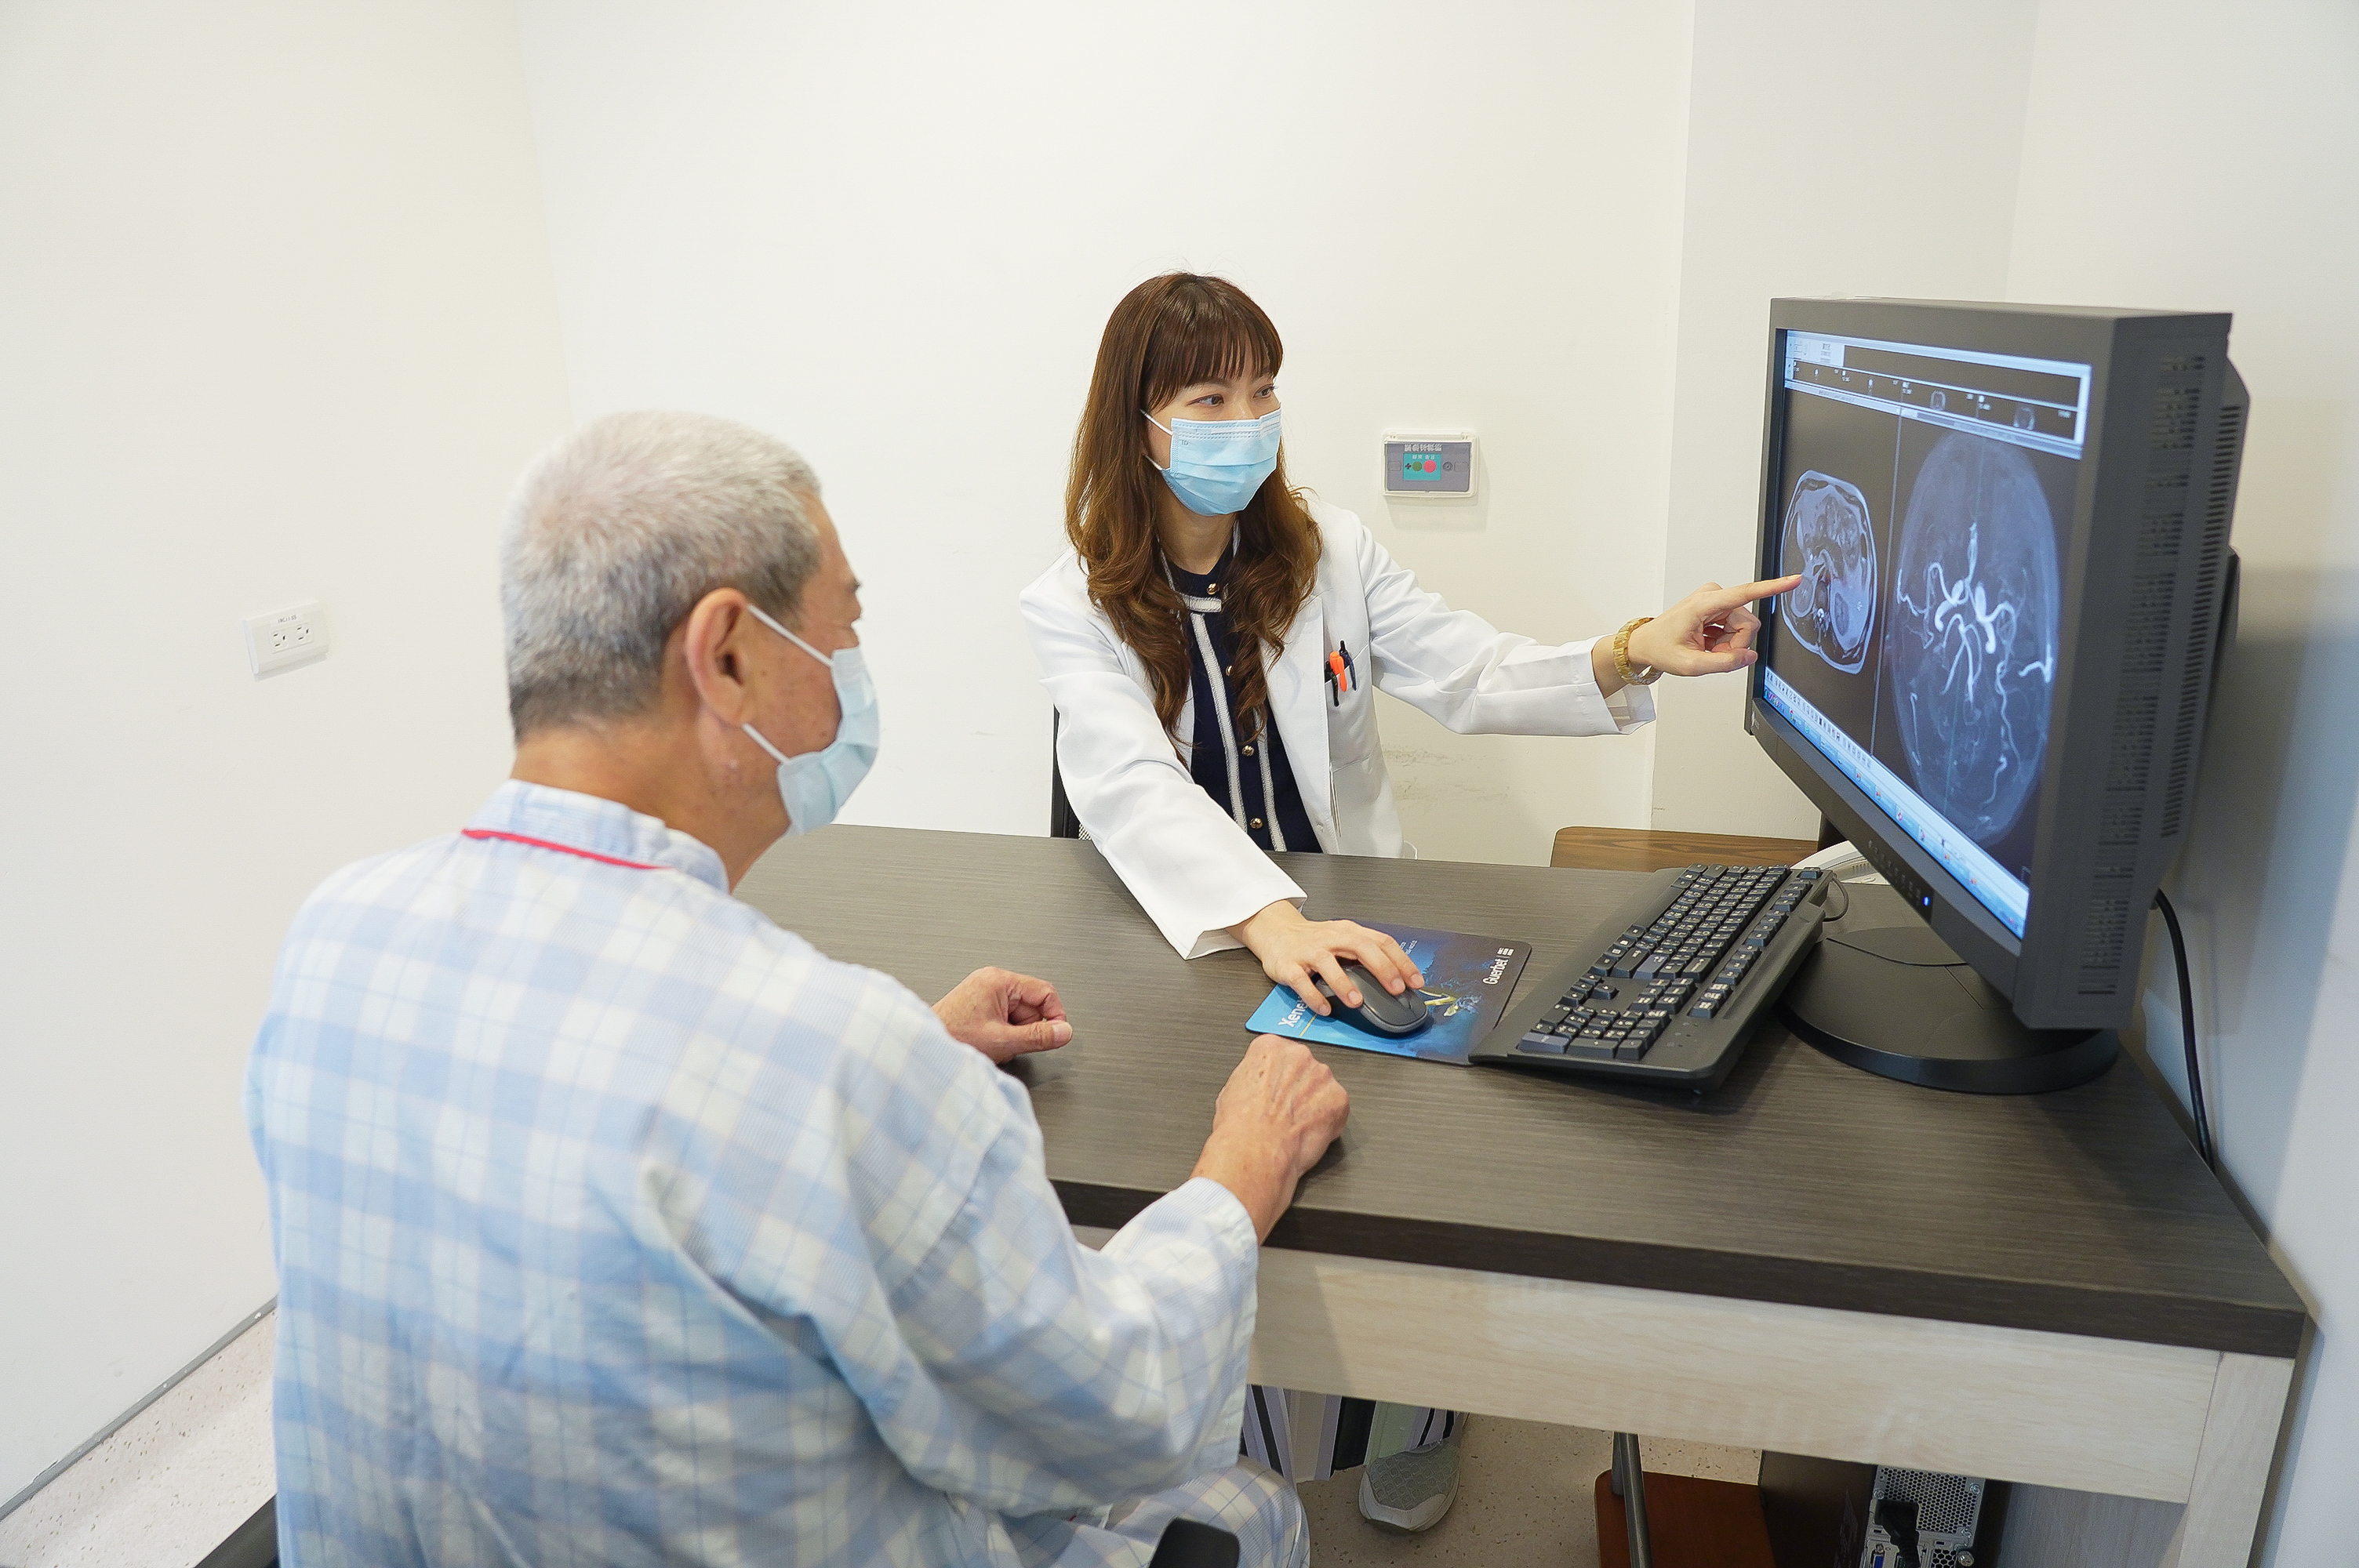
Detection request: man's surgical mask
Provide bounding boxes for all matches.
[740,603,878,837]
[1145,408,1281,517]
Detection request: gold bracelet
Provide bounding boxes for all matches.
[1613,616,1663,685]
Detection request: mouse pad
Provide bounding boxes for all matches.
[1245,925,1533,1065]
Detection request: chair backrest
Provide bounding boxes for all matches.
[1148,1517,1241,1568]
[1049,710,1081,840]
[1550,826,1821,873]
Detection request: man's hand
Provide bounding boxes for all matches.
[1190,1034,1351,1241]
[1231,901,1423,1017]
[933,967,1071,1065]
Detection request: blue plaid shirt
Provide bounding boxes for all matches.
[246,781,1259,1566]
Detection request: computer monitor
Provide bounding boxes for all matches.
[1749,299,2246,1091]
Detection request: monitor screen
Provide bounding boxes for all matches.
[1760,331,2090,937]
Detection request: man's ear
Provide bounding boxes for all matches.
[677,589,756,724]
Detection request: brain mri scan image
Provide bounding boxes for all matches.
[1890,434,2061,844]
[1780,471,1878,673]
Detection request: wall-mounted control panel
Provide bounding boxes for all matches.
[242,599,330,677]
[1382,430,1476,501]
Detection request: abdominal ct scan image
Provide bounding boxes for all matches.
[1888,432,2062,845]
[1780,470,1878,673]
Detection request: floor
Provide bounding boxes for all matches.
[1296,1420,1760,1566]
[0,1311,276,1568]
[0,1306,1754,1568]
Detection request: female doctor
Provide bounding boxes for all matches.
[1021,272,1797,1534]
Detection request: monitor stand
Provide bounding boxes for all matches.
[1777,882,2116,1094]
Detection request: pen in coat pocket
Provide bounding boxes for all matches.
[1326,641,1354,705]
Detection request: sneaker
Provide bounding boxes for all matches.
[1357,1432,1463,1534]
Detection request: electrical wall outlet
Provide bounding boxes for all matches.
[242,600,329,677]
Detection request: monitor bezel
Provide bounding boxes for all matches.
[1748,298,2129,1007]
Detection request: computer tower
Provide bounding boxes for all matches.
[1759,1452,2005,1568]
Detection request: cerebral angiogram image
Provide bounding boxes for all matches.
[1780,470,1878,674]
[1884,430,2064,850]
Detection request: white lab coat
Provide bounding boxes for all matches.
[1020,500,1655,958]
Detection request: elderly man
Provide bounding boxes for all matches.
[245,411,1347,1566]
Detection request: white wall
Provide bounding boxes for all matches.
[513,0,1698,868]
[0,0,572,1505]
[2001,3,2359,1561]
[1648,0,2042,838]
[9,4,2356,1557]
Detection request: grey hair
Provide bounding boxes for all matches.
[500,410,823,737]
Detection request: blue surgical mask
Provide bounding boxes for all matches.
[740,603,878,837]
[1145,408,1281,517]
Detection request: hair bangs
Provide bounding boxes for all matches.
[1138,281,1285,412]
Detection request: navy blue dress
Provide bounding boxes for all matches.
[1167,547,1320,855]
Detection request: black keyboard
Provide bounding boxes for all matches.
[1468,862,1831,1089]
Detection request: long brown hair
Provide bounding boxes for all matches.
[1065,273,1322,742]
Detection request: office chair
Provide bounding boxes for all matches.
[1149,1517,1241,1568]
[1548,826,1822,873]
[1611,1432,1655,1568]
[1597,1431,1777,1567]
[1049,711,1081,839]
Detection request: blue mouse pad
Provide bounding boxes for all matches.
[1244,924,1534,1065]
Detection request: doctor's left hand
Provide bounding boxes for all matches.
[1622,575,1805,681]
[934,967,1073,1064]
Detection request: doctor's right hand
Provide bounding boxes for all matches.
[1232,900,1423,1017]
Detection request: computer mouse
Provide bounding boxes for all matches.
[1312,962,1431,1038]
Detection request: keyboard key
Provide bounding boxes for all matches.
[1518,1033,1567,1054]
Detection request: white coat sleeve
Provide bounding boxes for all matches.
[1354,523,1655,736]
[1021,575,1305,959]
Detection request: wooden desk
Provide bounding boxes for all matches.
[738,829,2306,1568]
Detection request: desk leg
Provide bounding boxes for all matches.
[2161,1353,2294,1568]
